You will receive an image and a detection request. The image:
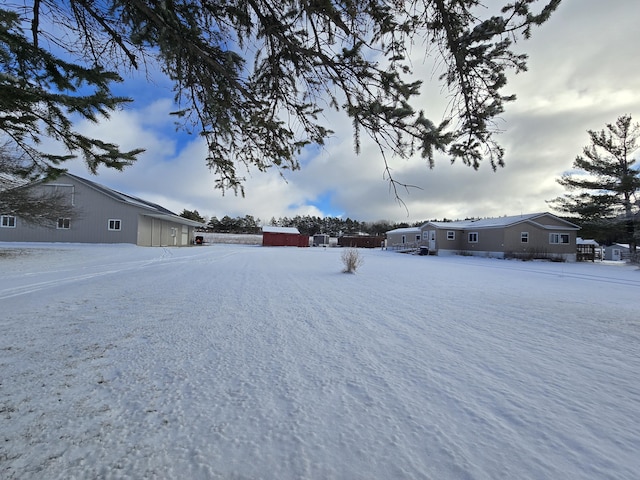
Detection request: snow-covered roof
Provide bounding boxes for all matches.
[386,227,421,234]
[262,226,300,234]
[577,237,599,246]
[605,243,630,249]
[422,212,579,230]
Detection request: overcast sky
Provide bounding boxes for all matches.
[63,0,640,224]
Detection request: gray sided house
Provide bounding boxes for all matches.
[418,213,580,261]
[0,173,204,246]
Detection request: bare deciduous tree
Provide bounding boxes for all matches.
[0,146,77,226]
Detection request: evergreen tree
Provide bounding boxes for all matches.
[0,9,143,180]
[207,216,220,231]
[239,215,260,233]
[0,1,559,195]
[343,218,359,235]
[218,215,238,233]
[179,209,205,223]
[550,115,640,260]
[364,220,395,236]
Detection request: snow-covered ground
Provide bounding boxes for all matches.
[1,242,639,480]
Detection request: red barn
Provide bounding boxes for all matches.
[262,226,309,247]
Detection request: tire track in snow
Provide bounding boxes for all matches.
[0,247,246,300]
[0,268,134,300]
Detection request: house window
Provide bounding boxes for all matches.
[521,232,529,243]
[415,234,421,242]
[468,232,478,243]
[1,215,16,228]
[401,235,406,244]
[549,233,570,244]
[108,219,122,231]
[57,218,71,229]
[447,231,455,240]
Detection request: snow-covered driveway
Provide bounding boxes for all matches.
[1,243,639,479]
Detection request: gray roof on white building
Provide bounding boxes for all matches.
[63,173,205,227]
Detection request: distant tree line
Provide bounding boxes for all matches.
[180,209,431,237]
[265,216,411,237]
[183,207,633,248]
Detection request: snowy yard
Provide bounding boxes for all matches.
[1,242,639,479]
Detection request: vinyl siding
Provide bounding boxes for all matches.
[419,213,579,260]
[1,174,199,246]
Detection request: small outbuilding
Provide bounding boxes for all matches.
[312,234,330,247]
[576,237,601,262]
[603,243,631,261]
[262,226,309,247]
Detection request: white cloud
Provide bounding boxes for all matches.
[61,0,640,224]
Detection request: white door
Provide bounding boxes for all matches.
[181,226,188,245]
[612,248,621,261]
[428,230,436,251]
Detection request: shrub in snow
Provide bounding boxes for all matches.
[341,248,363,273]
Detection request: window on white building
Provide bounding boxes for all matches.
[57,218,70,229]
[1,215,16,228]
[108,219,122,231]
[549,233,570,244]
